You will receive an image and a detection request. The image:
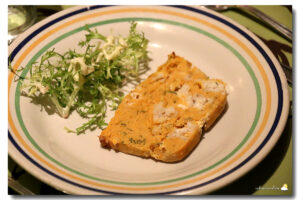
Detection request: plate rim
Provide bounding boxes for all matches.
[8,5,290,195]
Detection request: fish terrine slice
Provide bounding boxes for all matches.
[99,53,227,162]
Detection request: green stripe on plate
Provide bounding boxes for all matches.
[14,17,262,186]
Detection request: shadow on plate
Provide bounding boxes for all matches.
[209,117,292,195]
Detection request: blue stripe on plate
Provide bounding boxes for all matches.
[8,131,120,195]
[8,5,284,194]
[8,5,110,63]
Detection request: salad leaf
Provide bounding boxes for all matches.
[12,22,149,134]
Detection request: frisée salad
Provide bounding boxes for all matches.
[10,22,150,134]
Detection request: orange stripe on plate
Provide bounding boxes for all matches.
[8,7,271,192]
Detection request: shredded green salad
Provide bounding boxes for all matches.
[10,22,150,134]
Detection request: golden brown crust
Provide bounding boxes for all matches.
[99,53,227,162]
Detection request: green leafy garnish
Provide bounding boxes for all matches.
[13,22,149,134]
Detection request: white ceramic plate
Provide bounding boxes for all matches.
[8,5,290,195]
